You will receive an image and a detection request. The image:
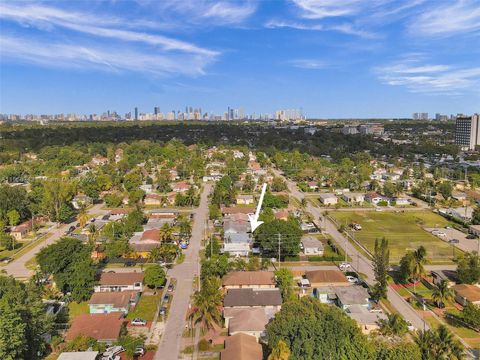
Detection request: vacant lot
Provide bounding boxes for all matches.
[330,211,457,263]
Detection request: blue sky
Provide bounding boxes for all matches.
[0,0,479,118]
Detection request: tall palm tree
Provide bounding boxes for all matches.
[158,223,174,242]
[415,325,464,360]
[188,277,223,330]
[268,340,291,360]
[77,206,89,228]
[87,223,98,246]
[431,280,454,308]
[411,246,427,294]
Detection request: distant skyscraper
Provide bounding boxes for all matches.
[455,114,480,151]
[134,107,138,121]
[154,107,160,115]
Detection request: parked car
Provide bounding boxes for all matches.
[163,294,170,303]
[180,242,188,249]
[159,306,167,315]
[67,225,75,233]
[0,257,13,264]
[346,275,358,283]
[339,262,351,271]
[102,214,110,221]
[134,347,145,357]
[466,234,477,239]
[168,283,175,292]
[104,346,125,356]
[131,318,147,326]
[448,239,460,244]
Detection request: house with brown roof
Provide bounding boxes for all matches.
[225,308,268,340]
[236,194,254,205]
[88,291,139,314]
[94,272,144,292]
[144,193,163,206]
[222,271,275,289]
[305,270,350,288]
[452,284,480,306]
[65,313,124,344]
[10,220,32,241]
[172,181,190,193]
[221,333,262,360]
[223,289,282,312]
[221,206,255,216]
[274,209,289,221]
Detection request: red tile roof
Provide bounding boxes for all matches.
[98,272,144,286]
[65,313,124,342]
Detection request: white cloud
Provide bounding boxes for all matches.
[265,19,377,38]
[0,34,213,76]
[0,3,217,57]
[291,0,365,19]
[408,0,480,37]
[375,57,480,94]
[204,1,256,24]
[289,59,328,69]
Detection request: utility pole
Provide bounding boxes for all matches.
[278,233,281,269]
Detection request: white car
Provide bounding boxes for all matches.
[131,318,147,326]
[339,262,351,271]
[346,275,358,283]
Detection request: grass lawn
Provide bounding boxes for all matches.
[330,211,456,263]
[126,293,161,321]
[68,301,89,319]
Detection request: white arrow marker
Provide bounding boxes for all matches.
[248,183,267,233]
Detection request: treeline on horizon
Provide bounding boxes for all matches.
[0,121,457,161]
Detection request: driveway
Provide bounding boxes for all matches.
[425,227,480,254]
[3,203,108,278]
[155,184,211,360]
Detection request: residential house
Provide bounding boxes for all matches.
[172,181,190,193]
[144,193,163,206]
[223,288,282,312]
[334,286,371,310]
[452,192,467,202]
[58,352,99,360]
[308,181,319,191]
[452,284,480,306]
[115,148,123,163]
[88,291,139,314]
[394,196,410,206]
[301,222,318,233]
[65,312,124,344]
[431,270,456,288]
[469,224,480,237]
[305,270,350,288]
[94,272,144,292]
[129,229,161,256]
[301,236,324,256]
[342,193,365,204]
[236,194,254,205]
[221,206,255,216]
[364,192,385,205]
[140,184,153,194]
[319,193,338,206]
[91,155,109,166]
[274,209,289,221]
[226,308,268,340]
[222,271,275,289]
[220,333,262,360]
[347,305,387,334]
[72,194,93,210]
[10,220,32,241]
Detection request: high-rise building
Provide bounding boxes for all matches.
[134,107,138,121]
[154,107,160,115]
[412,112,429,120]
[455,114,480,151]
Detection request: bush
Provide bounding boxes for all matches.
[198,339,210,351]
[284,256,300,261]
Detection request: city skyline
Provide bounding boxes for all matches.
[1,1,480,117]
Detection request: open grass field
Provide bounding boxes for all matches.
[126,293,161,321]
[330,211,457,263]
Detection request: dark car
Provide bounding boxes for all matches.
[67,226,76,233]
[133,346,145,357]
[466,234,477,239]
[168,283,175,292]
[0,257,13,264]
[159,306,167,315]
[163,294,170,303]
[448,239,460,244]
[102,214,110,221]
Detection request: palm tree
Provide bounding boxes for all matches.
[268,340,291,360]
[411,246,427,294]
[77,206,89,228]
[188,277,223,330]
[415,325,464,360]
[377,313,408,337]
[415,329,437,359]
[87,223,98,246]
[159,223,174,242]
[431,280,454,308]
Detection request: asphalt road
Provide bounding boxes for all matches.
[155,183,211,360]
[274,169,429,330]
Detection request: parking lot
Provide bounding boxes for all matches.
[426,227,480,253]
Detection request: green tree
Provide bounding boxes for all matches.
[201,255,231,280]
[415,325,464,360]
[0,275,51,360]
[268,340,291,360]
[437,181,453,200]
[457,252,480,284]
[41,179,75,222]
[6,209,20,227]
[371,237,390,300]
[377,313,408,337]
[144,265,166,288]
[189,277,223,330]
[77,206,89,228]
[255,219,302,260]
[275,268,295,302]
[149,243,177,263]
[104,192,124,208]
[382,181,397,198]
[266,297,372,360]
[431,280,454,308]
[205,237,221,258]
[271,177,287,192]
